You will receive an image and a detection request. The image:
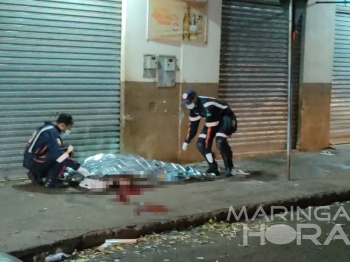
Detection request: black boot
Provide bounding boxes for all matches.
[222,155,234,177]
[205,161,220,176]
[45,179,69,189]
[27,171,44,186]
[36,172,44,186]
[216,138,234,177]
[27,171,36,184]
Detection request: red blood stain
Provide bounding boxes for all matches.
[113,180,168,215]
[135,204,169,216]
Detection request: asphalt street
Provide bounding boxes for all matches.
[68,201,350,262]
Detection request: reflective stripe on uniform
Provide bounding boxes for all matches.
[28,126,54,153]
[206,121,219,127]
[216,132,228,138]
[189,116,201,121]
[203,101,228,109]
[205,153,214,163]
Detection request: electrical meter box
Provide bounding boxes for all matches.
[144,55,158,69]
[154,55,176,87]
[164,58,175,71]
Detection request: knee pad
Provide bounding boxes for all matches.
[216,137,227,152]
[196,139,205,153]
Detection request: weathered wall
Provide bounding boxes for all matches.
[298,0,335,151]
[120,82,180,162]
[120,0,337,161]
[299,83,332,151]
[120,0,222,163]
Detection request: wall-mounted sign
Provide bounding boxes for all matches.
[147,0,208,43]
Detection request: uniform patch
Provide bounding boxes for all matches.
[182,93,188,99]
[206,112,212,117]
[57,138,62,146]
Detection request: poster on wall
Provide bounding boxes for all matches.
[147,0,208,43]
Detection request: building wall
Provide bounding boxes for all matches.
[119,0,338,162]
[298,0,335,151]
[120,0,222,163]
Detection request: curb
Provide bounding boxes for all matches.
[10,189,350,262]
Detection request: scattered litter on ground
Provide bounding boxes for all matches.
[233,169,250,176]
[98,239,138,251]
[319,151,335,156]
[105,239,137,245]
[61,204,347,262]
[63,218,280,261]
[45,253,71,262]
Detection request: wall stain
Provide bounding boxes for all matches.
[149,102,157,113]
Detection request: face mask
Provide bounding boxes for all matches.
[186,103,195,110]
[61,129,71,138]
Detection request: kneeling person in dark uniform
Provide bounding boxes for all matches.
[181,89,237,177]
[23,113,89,188]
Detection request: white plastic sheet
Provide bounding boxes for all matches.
[75,153,215,182]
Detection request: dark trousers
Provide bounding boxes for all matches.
[29,150,79,181]
[31,158,76,181]
[196,116,233,165]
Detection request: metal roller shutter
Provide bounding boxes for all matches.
[0,0,122,174]
[330,5,350,144]
[219,0,301,155]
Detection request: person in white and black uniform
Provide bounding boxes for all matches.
[181,89,237,177]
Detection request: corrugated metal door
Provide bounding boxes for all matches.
[0,0,122,172]
[330,5,350,144]
[219,0,301,155]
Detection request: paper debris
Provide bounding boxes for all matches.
[319,151,334,156]
[45,253,70,262]
[105,239,138,244]
[233,169,250,175]
[63,216,296,261]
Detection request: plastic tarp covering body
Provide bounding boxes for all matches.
[76,153,215,182]
[0,251,23,262]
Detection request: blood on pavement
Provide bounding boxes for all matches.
[116,178,169,215]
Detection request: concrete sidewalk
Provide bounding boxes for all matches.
[1,145,350,256]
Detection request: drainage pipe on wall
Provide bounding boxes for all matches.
[287,0,293,181]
